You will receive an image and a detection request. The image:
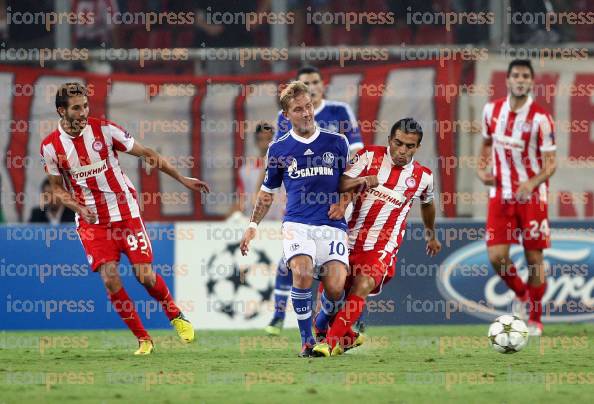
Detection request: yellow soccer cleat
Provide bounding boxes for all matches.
[312,342,331,358]
[344,332,366,353]
[264,317,283,336]
[134,339,154,355]
[331,344,344,357]
[171,313,196,343]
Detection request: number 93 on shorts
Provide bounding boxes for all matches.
[76,217,154,271]
[281,221,349,271]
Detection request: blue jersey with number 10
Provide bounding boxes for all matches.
[261,127,349,231]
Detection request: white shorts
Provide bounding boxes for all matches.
[281,221,349,273]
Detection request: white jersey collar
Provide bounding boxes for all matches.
[290,126,320,144]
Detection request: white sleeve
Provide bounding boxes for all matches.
[103,123,134,152]
[40,144,60,176]
[481,103,494,140]
[538,114,556,152]
[420,172,435,204]
[344,150,370,178]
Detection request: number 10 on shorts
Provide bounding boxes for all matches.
[329,241,346,256]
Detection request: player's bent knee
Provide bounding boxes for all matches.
[134,264,156,288]
[288,256,313,277]
[102,275,123,293]
[324,284,344,300]
[288,259,313,288]
[352,276,375,297]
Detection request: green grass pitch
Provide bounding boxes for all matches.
[1,324,593,403]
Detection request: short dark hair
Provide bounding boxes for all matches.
[390,118,423,144]
[55,82,87,113]
[255,121,274,134]
[255,122,274,142]
[296,65,321,80]
[507,59,534,78]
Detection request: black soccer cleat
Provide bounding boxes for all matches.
[298,344,314,358]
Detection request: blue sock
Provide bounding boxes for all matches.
[272,259,292,321]
[315,290,345,332]
[291,286,314,346]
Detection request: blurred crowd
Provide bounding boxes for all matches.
[0,1,592,222]
[0,0,592,73]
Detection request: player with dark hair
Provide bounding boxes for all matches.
[313,118,442,357]
[40,83,210,355]
[477,59,556,336]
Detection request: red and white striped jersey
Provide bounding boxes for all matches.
[40,117,141,224]
[482,95,556,201]
[345,145,434,255]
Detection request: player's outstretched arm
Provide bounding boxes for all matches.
[127,141,210,193]
[420,201,441,257]
[477,139,494,186]
[240,190,274,256]
[47,175,97,223]
[339,174,378,193]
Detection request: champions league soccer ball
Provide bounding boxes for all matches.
[488,315,529,354]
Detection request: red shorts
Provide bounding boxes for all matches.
[486,196,550,250]
[77,217,153,271]
[345,250,396,296]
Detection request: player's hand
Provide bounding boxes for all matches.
[181,176,210,193]
[516,180,535,201]
[426,238,441,257]
[240,227,256,256]
[78,206,97,224]
[357,175,379,192]
[365,175,379,189]
[328,202,346,220]
[477,170,495,186]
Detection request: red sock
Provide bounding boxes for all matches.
[326,295,365,348]
[109,288,150,340]
[146,274,181,321]
[499,265,527,299]
[528,282,547,323]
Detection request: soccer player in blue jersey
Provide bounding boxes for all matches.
[240,81,354,357]
[276,65,363,153]
[265,66,366,336]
